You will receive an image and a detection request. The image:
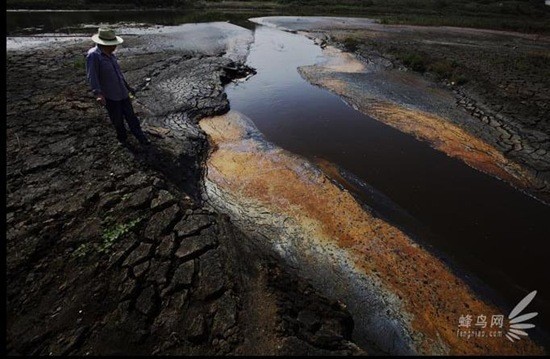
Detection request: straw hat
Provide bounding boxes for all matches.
[91,28,124,46]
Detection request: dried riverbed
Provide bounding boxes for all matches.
[6,17,550,355]
[7,22,364,355]
[200,17,550,354]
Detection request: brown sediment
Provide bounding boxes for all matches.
[302,68,538,197]
[200,111,544,355]
[364,93,533,189]
[252,16,550,203]
[311,45,367,73]
[313,158,362,195]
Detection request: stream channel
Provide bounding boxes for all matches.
[6,8,549,345]
[223,23,550,332]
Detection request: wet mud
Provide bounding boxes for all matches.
[200,110,544,355]
[252,16,550,203]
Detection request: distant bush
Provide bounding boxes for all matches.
[429,59,455,79]
[342,36,360,52]
[7,0,86,9]
[7,0,196,9]
[397,51,427,72]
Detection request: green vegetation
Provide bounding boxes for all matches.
[396,51,427,72]
[391,49,467,84]
[429,59,467,85]
[99,216,143,254]
[72,56,86,70]
[6,0,550,34]
[71,216,144,259]
[429,59,454,78]
[342,36,360,52]
[6,0,193,10]
[72,242,92,259]
[378,14,550,34]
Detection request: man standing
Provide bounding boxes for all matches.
[86,28,150,146]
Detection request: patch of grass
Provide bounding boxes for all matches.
[374,13,550,34]
[342,36,360,52]
[72,243,92,259]
[428,59,456,79]
[72,56,85,70]
[390,50,468,85]
[99,216,143,254]
[449,74,468,86]
[425,58,468,85]
[396,51,428,72]
[71,216,144,259]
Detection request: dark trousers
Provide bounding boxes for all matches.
[105,97,148,144]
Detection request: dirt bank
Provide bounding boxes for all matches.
[6,24,364,355]
[252,16,550,204]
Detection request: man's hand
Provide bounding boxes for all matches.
[128,86,136,97]
[96,94,106,107]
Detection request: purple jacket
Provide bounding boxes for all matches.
[85,45,129,101]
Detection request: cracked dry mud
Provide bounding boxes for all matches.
[6,24,364,355]
[7,17,550,355]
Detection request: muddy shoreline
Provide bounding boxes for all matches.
[252,16,550,204]
[6,24,364,355]
[6,19,549,355]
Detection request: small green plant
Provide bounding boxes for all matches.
[72,243,91,259]
[73,56,86,70]
[99,216,143,254]
[71,216,144,259]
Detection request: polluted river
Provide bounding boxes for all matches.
[199,21,550,354]
[6,10,549,354]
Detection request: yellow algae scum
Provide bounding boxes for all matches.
[200,111,544,355]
